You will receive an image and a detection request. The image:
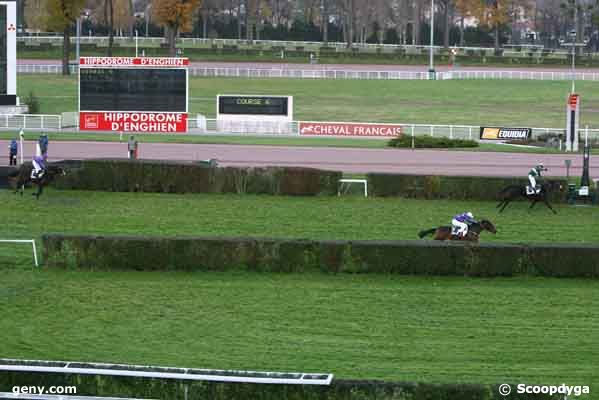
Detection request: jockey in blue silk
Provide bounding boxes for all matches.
[451,211,478,238]
[31,155,46,179]
[528,163,547,195]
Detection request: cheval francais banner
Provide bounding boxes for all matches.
[299,122,402,137]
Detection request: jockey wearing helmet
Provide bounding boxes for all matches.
[451,211,478,238]
[528,163,547,194]
[31,155,46,180]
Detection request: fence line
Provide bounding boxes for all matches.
[15,36,580,56]
[17,64,599,82]
[0,114,61,130]
[3,114,599,141]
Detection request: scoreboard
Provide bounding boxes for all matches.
[215,95,293,134]
[218,96,289,116]
[79,57,189,133]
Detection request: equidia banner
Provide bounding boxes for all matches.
[299,122,402,137]
[480,127,532,140]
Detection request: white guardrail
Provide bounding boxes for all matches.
[0,359,334,386]
[0,114,61,130]
[4,114,599,142]
[16,35,579,55]
[17,64,599,82]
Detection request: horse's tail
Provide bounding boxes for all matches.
[418,228,436,238]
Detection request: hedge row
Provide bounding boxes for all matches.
[367,173,568,202]
[43,234,599,278]
[388,135,479,148]
[0,369,561,400]
[54,159,341,196]
[49,160,568,203]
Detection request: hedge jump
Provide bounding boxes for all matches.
[47,159,569,203]
[43,234,599,278]
[52,159,341,196]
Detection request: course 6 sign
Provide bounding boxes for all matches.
[300,122,402,137]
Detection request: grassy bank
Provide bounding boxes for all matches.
[17,75,599,127]
[1,269,597,386]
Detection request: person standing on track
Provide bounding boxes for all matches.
[38,133,49,160]
[8,138,18,166]
[128,135,138,159]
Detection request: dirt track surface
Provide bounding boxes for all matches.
[18,59,597,73]
[2,140,597,179]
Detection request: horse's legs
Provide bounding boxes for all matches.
[499,200,510,213]
[36,183,44,199]
[496,200,505,208]
[529,200,537,210]
[543,199,557,214]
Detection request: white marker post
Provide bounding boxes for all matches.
[18,129,24,165]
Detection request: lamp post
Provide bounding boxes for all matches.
[429,0,435,79]
[145,4,152,38]
[75,12,89,68]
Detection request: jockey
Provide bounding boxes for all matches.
[528,163,547,194]
[451,211,478,238]
[31,155,46,179]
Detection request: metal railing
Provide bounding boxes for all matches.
[17,64,599,82]
[16,35,580,56]
[4,113,599,142]
[0,114,62,130]
[446,70,599,81]
[0,359,334,386]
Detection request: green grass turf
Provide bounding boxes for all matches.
[1,190,598,386]
[1,269,598,386]
[17,74,599,127]
[2,190,598,251]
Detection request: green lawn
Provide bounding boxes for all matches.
[1,189,598,387]
[1,269,597,386]
[2,190,598,265]
[18,74,599,128]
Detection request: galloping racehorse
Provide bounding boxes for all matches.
[9,162,66,199]
[418,219,497,242]
[496,181,561,214]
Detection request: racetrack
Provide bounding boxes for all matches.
[3,139,597,178]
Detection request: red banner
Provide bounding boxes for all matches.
[79,57,189,68]
[299,122,402,137]
[79,112,187,133]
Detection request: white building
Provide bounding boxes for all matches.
[0,0,17,106]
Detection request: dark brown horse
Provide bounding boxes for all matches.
[9,162,66,199]
[496,181,561,214]
[418,219,497,242]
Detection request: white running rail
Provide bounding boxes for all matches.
[0,359,333,386]
[0,239,39,267]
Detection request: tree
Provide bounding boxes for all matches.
[455,0,533,50]
[152,0,201,56]
[24,0,46,32]
[44,0,86,74]
[438,0,455,47]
